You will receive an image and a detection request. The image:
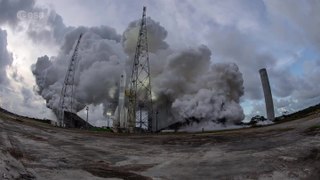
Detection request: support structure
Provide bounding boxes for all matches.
[127,6,154,132]
[58,33,83,126]
[259,68,275,121]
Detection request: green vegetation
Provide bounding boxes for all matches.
[275,103,320,123]
[0,107,51,125]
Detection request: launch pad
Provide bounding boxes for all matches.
[57,7,155,133]
[55,7,276,134]
[113,6,154,133]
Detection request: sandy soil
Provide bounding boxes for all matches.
[1,114,320,180]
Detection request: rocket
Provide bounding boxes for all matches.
[113,71,128,129]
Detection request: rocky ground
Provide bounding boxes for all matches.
[1,113,320,180]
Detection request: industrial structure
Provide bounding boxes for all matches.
[259,68,275,121]
[58,33,90,128]
[127,6,154,132]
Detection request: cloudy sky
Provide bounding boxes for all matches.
[0,0,320,124]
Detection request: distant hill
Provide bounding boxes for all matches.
[275,103,320,122]
[1,102,320,130]
[0,106,52,124]
[161,103,320,131]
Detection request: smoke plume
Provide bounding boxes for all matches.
[32,15,245,129]
[122,17,168,55]
[150,45,244,127]
[32,26,126,114]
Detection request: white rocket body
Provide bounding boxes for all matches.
[113,71,128,129]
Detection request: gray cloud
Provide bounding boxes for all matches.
[10,66,24,83]
[0,0,35,27]
[0,29,13,85]
[263,0,320,51]
[206,24,276,100]
[294,60,320,100]
[26,11,72,45]
[21,87,33,107]
[0,0,73,46]
[262,0,320,107]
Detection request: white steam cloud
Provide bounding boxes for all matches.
[32,26,126,114]
[32,16,245,129]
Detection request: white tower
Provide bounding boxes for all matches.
[259,68,275,121]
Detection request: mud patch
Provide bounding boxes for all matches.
[24,134,47,142]
[7,148,24,160]
[119,164,156,172]
[304,125,320,136]
[155,135,230,146]
[18,173,35,180]
[296,148,320,179]
[6,148,35,161]
[82,162,152,180]
[302,148,320,161]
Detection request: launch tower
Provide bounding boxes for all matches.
[259,68,275,121]
[127,7,154,132]
[58,34,83,126]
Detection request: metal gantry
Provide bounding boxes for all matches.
[127,6,154,132]
[58,33,83,126]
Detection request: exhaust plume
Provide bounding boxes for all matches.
[32,16,245,129]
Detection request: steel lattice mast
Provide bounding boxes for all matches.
[58,33,83,126]
[127,6,154,132]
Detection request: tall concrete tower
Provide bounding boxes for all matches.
[259,68,275,121]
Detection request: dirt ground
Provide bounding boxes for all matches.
[1,113,320,180]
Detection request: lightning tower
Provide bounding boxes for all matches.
[58,33,83,126]
[127,6,154,132]
[259,68,275,121]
